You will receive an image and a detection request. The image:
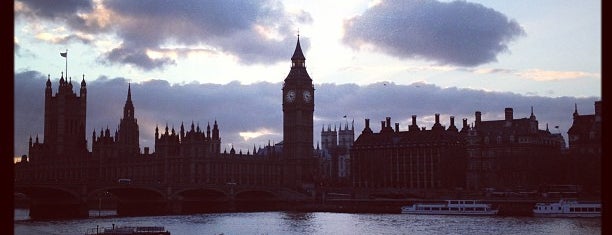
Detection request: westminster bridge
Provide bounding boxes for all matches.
[15,179,313,219]
[13,153,315,219]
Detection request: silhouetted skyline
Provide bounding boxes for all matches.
[14,72,599,160]
[14,0,600,160]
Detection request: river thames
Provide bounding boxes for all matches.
[14,209,601,235]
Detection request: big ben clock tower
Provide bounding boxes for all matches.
[282,35,314,187]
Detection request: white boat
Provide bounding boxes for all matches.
[533,199,601,218]
[401,200,499,215]
[85,226,170,235]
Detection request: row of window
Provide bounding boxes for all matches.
[536,206,600,213]
[417,207,489,211]
[569,207,600,212]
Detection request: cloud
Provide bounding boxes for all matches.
[469,68,515,75]
[239,128,278,142]
[148,48,218,59]
[342,0,525,66]
[16,0,93,19]
[16,0,312,70]
[101,46,176,70]
[14,71,47,154]
[15,0,96,33]
[35,32,94,44]
[102,0,310,68]
[15,70,599,158]
[516,69,600,81]
[463,67,600,81]
[14,38,37,59]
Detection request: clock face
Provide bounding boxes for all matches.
[303,90,312,103]
[285,90,296,102]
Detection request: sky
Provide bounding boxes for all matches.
[14,0,601,160]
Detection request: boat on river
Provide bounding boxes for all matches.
[401,200,499,215]
[533,199,601,218]
[85,225,170,234]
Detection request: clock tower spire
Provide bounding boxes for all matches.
[282,35,315,187]
[291,34,306,68]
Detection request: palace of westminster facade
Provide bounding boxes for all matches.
[15,37,601,194]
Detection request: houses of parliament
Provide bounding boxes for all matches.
[16,37,317,191]
[15,36,601,197]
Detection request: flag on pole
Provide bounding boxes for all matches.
[61,50,68,79]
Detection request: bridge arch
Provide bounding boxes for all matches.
[172,187,228,200]
[235,189,277,200]
[87,186,166,200]
[14,185,87,219]
[88,186,168,216]
[170,187,231,214]
[15,185,81,202]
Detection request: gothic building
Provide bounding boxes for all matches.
[21,74,89,183]
[320,122,354,185]
[320,125,338,182]
[117,84,140,156]
[282,35,316,187]
[19,77,284,187]
[92,84,140,159]
[17,36,315,192]
[29,73,88,163]
[154,120,221,159]
[84,36,316,187]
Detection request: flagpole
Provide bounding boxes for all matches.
[65,49,68,80]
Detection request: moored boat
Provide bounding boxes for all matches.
[401,200,498,215]
[533,199,601,218]
[85,225,171,235]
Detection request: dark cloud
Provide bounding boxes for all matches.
[15,70,599,157]
[104,1,259,39]
[14,71,46,152]
[16,0,96,33]
[101,0,309,68]
[101,46,176,70]
[343,0,525,66]
[16,0,311,70]
[17,0,93,19]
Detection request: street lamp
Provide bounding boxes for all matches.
[98,192,102,217]
[227,182,237,199]
[98,191,110,217]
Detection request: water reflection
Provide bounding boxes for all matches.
[15,210,601,235]
[281,212,316,233]
[282,211,314,223]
